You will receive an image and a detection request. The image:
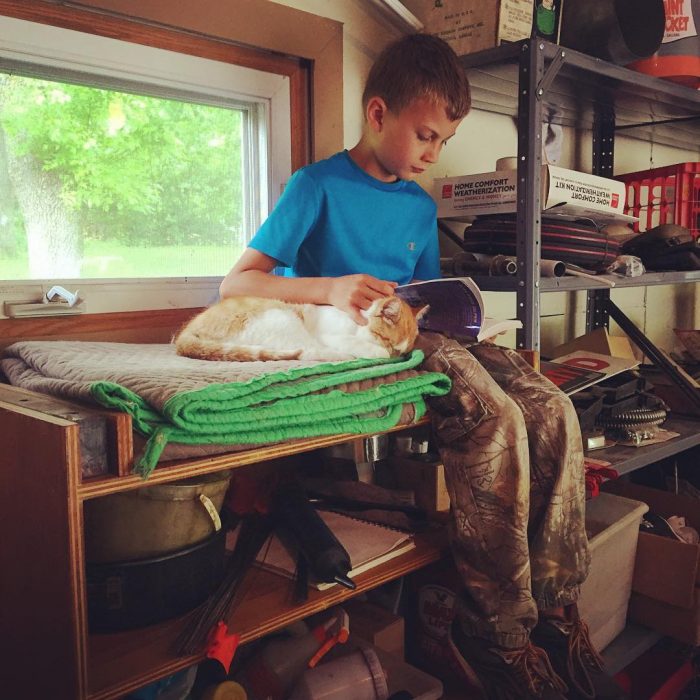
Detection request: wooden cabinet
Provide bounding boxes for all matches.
[0,380,446,700]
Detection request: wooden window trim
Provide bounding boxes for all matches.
[0,0,313,169]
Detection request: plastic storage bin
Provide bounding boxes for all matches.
[618,162,700,239]
[578,492,649,651]
[373,647,443,700]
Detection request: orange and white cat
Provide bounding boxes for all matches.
[174,295,427,362]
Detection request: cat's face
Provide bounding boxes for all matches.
[362,296,428,357]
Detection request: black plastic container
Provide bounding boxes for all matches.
[86,524,227,632]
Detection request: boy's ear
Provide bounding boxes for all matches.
[366,96,388,132]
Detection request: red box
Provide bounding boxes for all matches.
[614,648,694,700]
[618,162,700,239]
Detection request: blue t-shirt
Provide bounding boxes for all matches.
[248,150,440,284]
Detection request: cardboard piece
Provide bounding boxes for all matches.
[391,456,450,513]
[602,480,700,645]
[641,368,700,417]
[344,600,405,659]
[434,165,636,225]
[409,0,533,56]
[551,327,637,362]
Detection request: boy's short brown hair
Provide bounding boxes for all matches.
[362,33,471,121]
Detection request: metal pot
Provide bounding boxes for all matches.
[84,470,232,563]
[86,525,227,632]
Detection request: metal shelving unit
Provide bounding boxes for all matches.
[458,39,700,472]
[459,38,700,351]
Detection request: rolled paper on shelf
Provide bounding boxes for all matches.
[496,156,517,170]
[541,259,567,277]
[452,252,518,276]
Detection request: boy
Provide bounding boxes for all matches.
[221,33,624,700]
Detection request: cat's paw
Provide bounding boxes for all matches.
[300,348,353,362]
[353,345,390,359]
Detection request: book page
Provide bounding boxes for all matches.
[255,510,414,589]
[395,277,484,337]
[477,317,523,342]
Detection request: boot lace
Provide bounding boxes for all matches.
[497,642,568,696]
[568,617,605,673]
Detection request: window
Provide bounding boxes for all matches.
[0,14,293,309]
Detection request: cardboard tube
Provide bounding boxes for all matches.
[541,259,567,277]
[496,156,517,170]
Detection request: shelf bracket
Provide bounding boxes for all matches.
[536,47,566,99]
[586,289,610,331]
[604,298,700,412]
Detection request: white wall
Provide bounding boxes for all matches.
[271,0,404,146]
[273,0,699,355]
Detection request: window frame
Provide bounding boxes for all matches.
[0,0,312,315]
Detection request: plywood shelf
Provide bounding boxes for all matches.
[87,530,448,700]
[78,417,430,500]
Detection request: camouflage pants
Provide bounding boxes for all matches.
[416,332,591,649]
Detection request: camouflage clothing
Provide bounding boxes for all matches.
[416,332,591,649]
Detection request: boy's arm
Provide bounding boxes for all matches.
[219,248,396,324]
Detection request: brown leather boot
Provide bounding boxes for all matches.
[448,621,568,699]
[532,604,628,700]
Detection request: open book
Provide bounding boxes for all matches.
[540,350,640,395]
[395,277,522,342]
[256,510,415,590]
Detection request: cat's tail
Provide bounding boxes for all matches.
[175,334,302,362]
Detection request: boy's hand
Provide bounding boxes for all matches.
[328,274,397,324]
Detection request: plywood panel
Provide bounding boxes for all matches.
[0,405,87,699]
[0,384,134,476]
[0,307,201,350]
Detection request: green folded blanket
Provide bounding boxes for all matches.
[1,341,450,476]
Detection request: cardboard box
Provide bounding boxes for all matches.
[615,647,695,700]
[391,456,450,514]
[434,165,635,225]
[551,328,637,362]
[409,0,532,57]
[639,368,700,418]
[344,600,405,659]
[603,481,700,645]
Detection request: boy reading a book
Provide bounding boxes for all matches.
[220,33,623,700]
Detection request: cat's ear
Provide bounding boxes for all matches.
[413,304,430,323]
[381,296,404,324]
